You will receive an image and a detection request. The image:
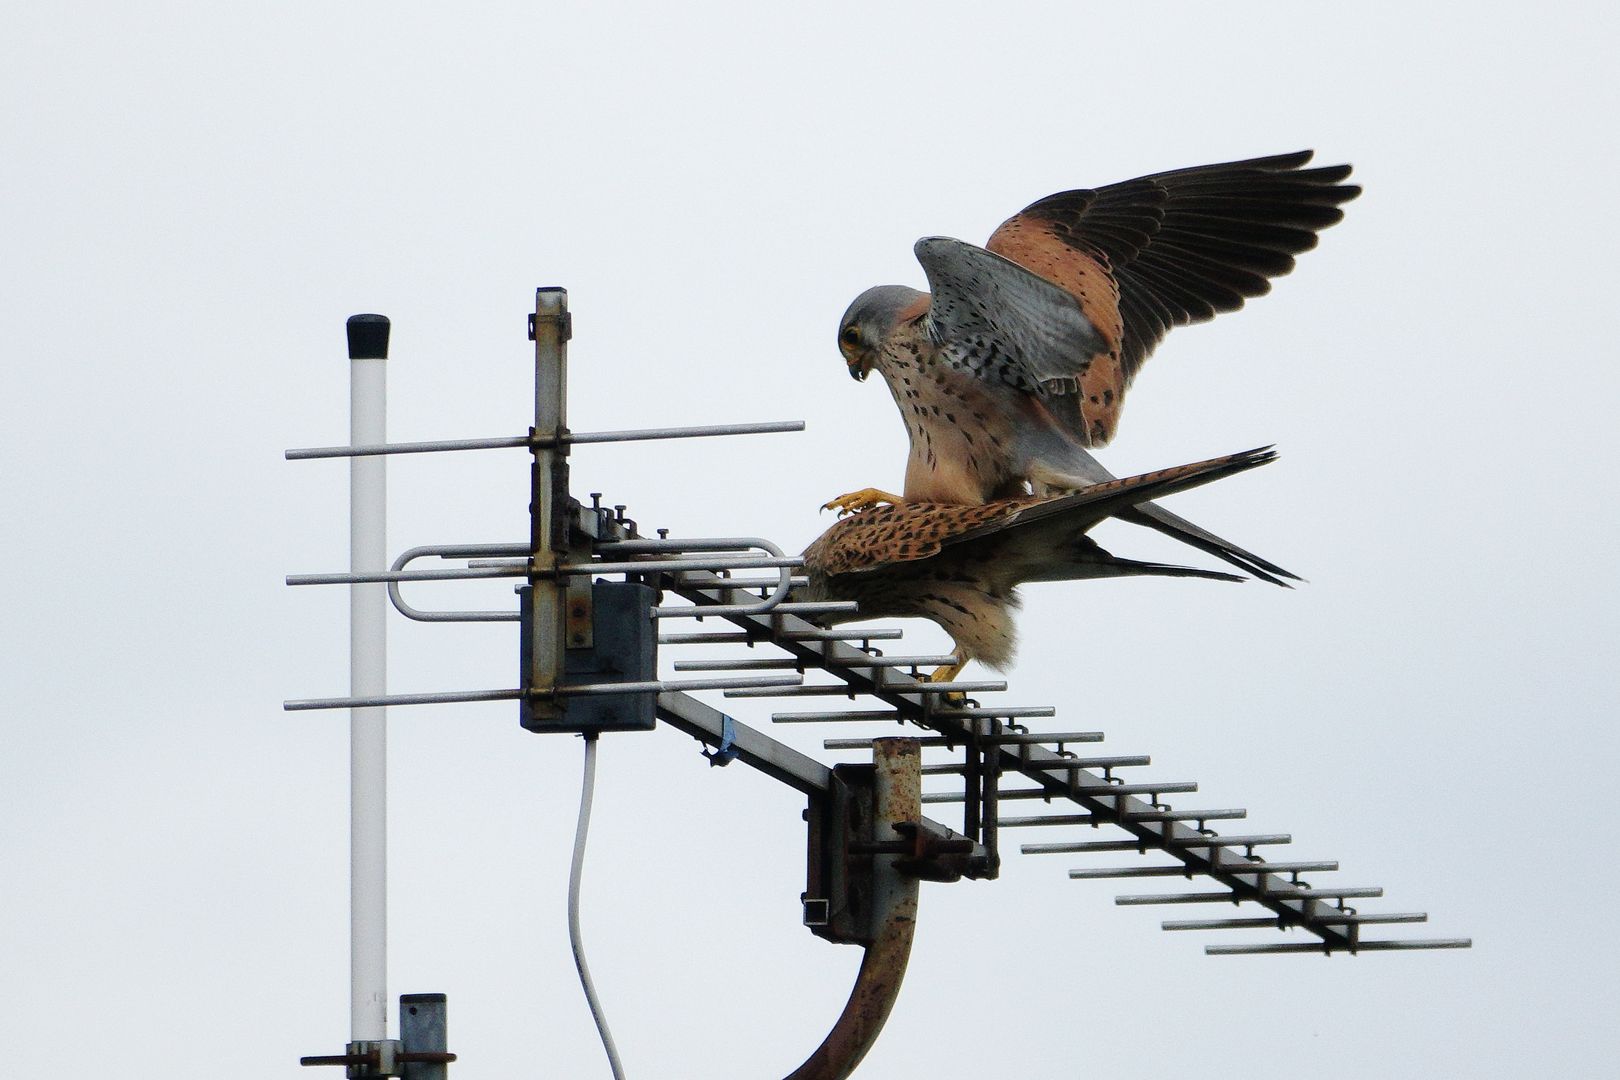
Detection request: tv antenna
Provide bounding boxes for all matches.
[284,289,1469,1079]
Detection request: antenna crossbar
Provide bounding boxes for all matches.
[285,420,805,460]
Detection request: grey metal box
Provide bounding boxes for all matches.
[519,581,658,733]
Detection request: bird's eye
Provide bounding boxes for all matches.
[839,325,861,347]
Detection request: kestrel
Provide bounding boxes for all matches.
[827,150,1359,585]
[800,447,1276,683]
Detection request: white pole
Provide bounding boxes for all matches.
[346,314,390,1043]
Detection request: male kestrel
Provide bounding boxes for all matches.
[800,447,1276,683]
[827,150,1359,585]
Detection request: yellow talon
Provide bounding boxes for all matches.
[926,659,967,705]
[821,487,903,517]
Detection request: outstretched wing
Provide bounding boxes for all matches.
[986,150,1360,444]
[912,236,1108,398]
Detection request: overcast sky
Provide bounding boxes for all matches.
[4,3,1618,1078]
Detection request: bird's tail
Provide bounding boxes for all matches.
[1025,445,1279,523]
[1031,443,1297,586]
[1117,498,1298,587]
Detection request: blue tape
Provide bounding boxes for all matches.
[704,714,740,767]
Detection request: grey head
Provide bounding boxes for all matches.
[836,284,928,381]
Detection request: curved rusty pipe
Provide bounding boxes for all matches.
[786,739,921,1080]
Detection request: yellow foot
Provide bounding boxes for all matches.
[926,660,967,705]
[821,487,903,517]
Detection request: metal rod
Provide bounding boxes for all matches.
[1163,913,1428,931]
[1164,833,1292,847]
[773,710,906,723]
[1116,886,1381,905]
[556,675,803,695]
[288,689,526,711]
[1121,808,1246,821]
[388,544,529,623]
[287,434,531,459]
[1023,839,1171,855]
[826,730,1097,748]
[1206,938,1472,956]
[558,420,806,445]
[569,555,802,574]
[982,731,1105,746]
[772,706,1056,725]
[673,655,959,673]
[596,537,786,555]
[935,707,1058,719]
[1066,782,1199,796]
[1026,755,1151,770]
[995,813,1106,828]
[727,680,1007,699]
[291,567,526,586]
[347,314,389,1044]
[923,787,1082,804]
[1069,865,1200,880]
[745,601,861,616]
[285,420,805,459]
[667,575,808,590]
[651,600,860,620]
[830,655,963,669]
[825,733,1090,750]
[657,628,904,645]
[1115,891,1248,906]
[675,658,811,672]
[1163,916,1301,931]
[948,787,1212,808]
[285,675,803,711]
[1209,860,1339,875]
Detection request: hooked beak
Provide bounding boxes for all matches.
[846,353,872,382]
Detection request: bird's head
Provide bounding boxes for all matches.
[837,285,928,382]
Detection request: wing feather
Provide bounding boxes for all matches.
[986,150,1360,395]
[912,236,1107,394]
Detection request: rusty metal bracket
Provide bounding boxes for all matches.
[787,738,922,1080]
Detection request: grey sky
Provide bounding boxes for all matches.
[4,3,1617,1077]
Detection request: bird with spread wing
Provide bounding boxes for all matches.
[800,447,1276,684]
[826,150,1358,585]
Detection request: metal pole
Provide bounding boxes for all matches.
[786,738,921,1080]
[347,313,389,1044]
[399,994,449,1080]
[527,288,570,723]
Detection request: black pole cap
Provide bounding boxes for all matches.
[346,314,391,360]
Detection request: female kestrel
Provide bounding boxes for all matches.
[800,447,1275,683]
[827,150,1358,585]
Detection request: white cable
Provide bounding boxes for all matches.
[569,734,626,1080]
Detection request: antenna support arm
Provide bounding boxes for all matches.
[787,738,922,1080]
